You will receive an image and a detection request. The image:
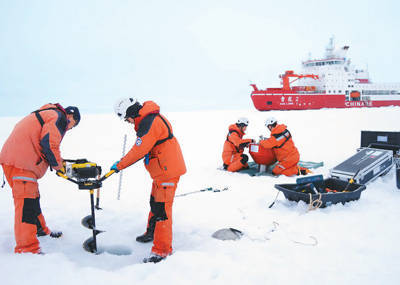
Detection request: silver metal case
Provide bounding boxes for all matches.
[330,147,393,184]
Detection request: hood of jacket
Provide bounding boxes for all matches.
[228,124,245,137]
[271,124,287,135]
[133,101,160,131]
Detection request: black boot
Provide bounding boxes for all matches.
[136,232,154,243]
[136,217,156,243]
[143,253,166,263]
[37,228,63,238]
[50,231,63,238]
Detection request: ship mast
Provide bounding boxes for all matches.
[325,36,335,59]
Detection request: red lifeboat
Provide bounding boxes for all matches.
[350,91,361,98]
[249,143,276,165]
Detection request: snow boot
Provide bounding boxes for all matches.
[37,228,63,238]
[136,217,156,243]
[50,231,63,238]
[143,253,166,264]
[136,232,154,243]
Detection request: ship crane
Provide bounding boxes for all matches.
[280,70,319,91]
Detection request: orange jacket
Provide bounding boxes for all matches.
[0,104,68,179]
[117,101,186,180]
[222,124,252,165]
[259,124,299,163]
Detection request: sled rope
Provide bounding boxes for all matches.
[273,221,318,246]
[308,193,323,211]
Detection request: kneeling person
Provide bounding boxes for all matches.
[260,117,308,176]
[222,117,254,172]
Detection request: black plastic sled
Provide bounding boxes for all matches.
[274,178,366,207]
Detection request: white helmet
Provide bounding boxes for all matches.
[114,98,139,119]
[265,117,277,127]
[236,117,249,126]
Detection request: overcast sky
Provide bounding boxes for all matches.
[1,0,399,116]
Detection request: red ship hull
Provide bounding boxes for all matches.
[251,93,400,111]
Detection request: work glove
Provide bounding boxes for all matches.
[239,142,250,149]
[110,161,120,173]
[144,153,150,165]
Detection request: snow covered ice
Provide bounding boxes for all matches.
[1,107,400,284]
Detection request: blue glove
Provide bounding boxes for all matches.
[110,161,120,173]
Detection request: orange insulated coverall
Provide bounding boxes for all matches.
[117,101,186,257]
[0,104,68,253]
[222,124,253,172]
[260,124,300,176]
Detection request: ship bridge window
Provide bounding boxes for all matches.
[363,90,391,95]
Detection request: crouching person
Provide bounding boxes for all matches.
[111,98,186,263]
[260,117,309,176]
[0,103,80,253]
[222,117,254,172]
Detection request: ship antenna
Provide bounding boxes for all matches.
[325,36,335,58]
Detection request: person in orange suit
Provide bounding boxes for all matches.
[260,117,309,176]
[0,103,80,254]
[222,117,254,172]
[111,98,186,263]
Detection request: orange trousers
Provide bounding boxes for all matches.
[272,152,300,177]
[226,153,248,172]
[145,177,180,257]
[2,165,50,253]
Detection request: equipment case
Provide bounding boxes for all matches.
[330,147,393,185]
[361,131,400,154]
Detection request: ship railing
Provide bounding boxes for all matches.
[296,90,324,94]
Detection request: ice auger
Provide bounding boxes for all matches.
[56,159,115,254]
